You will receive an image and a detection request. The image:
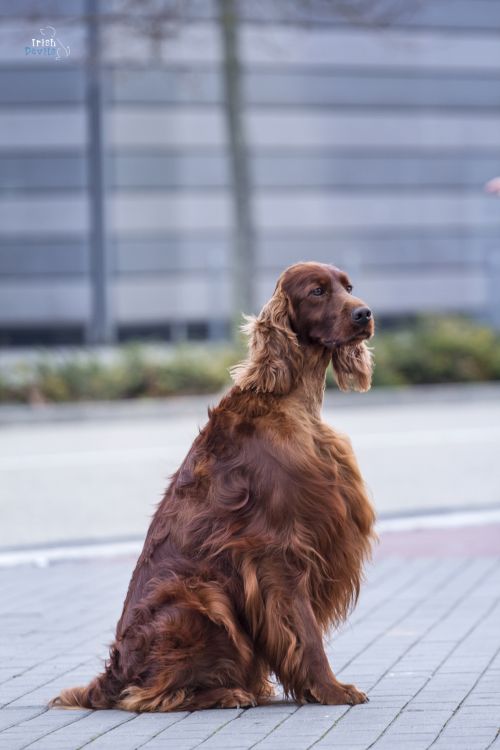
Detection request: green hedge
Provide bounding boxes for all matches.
[370,316,500,387]
[1,316,499,404]
[0,346,237,404]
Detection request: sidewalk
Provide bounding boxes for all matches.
[0,525,499,750]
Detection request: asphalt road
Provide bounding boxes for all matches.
[1,387,499,549]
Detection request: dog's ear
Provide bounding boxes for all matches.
[230,286,302,395]
[331,342,373,393]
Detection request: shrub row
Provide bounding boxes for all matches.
[1,316,499,404]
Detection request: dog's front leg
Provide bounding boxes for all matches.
[263,594,367,706]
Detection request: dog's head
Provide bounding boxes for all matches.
[280,262,374,392]
[232,262,374,394]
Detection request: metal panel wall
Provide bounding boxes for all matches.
[0,8,90,339]
[1,1,500,340]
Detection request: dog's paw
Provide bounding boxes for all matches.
[219,688,257,708]
[305,682,368,706]
[338,682,369,705]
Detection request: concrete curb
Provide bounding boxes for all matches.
[1,506,499,568]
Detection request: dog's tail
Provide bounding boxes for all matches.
[50,673,116,710]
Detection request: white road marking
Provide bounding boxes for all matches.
[378,508,500,532]
[351,426,500,446]
[0,425,499,471]
[0,446,174,470]
[0,540,142,568]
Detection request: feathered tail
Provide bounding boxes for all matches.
[50,673,117,710]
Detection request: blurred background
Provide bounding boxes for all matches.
[0,0,500,551]
[1,0,500,346]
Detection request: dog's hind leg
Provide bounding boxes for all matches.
[116,577,258,712]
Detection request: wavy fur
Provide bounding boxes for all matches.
[332,343,374,392]
[230,287,302,395]
[52,262,376,712]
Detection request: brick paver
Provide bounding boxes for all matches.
[0,527,499,750]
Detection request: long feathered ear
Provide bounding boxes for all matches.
[331,342,373,393]
[230,287,302,395]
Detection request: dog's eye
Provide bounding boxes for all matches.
[346,285,353,294]
[311,287,324,296]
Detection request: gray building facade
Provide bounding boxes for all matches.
[1,0,500,344]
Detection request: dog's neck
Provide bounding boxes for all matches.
[290,345,331,418]
[231,328,332,413]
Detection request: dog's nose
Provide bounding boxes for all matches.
[351,306,372,326]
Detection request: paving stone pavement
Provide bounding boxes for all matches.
[0,527,499,750]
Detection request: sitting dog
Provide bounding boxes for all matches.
[52,261,376,711]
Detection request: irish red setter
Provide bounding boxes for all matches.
[52,261,376,711]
